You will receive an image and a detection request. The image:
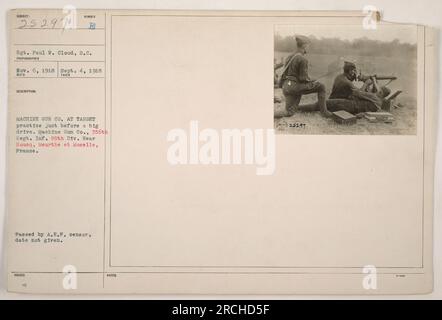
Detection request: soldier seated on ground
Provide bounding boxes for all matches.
[325,61,392,114]
[277,35,333,118]
[295,85,392,114]
[294,61,392,115]
[329,61,360,100]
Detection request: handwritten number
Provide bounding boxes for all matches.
[18,19,27,29]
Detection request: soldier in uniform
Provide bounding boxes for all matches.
[329,61,359,100]
[328,61,391,113]
[278,36,332,118]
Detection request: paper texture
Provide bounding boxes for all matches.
[6,9,436,294]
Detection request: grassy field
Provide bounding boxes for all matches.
[274,52,417,135]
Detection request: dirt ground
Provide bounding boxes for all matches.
[274,88,417,135]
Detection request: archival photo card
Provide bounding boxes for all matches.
[6,9,436,295]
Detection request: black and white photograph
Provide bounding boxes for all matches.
[274,24,418,135]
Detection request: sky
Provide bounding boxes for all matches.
[275,24,418,44]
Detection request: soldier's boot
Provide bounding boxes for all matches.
[283,94,301,117]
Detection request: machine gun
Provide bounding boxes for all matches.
[356,71,397,83]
